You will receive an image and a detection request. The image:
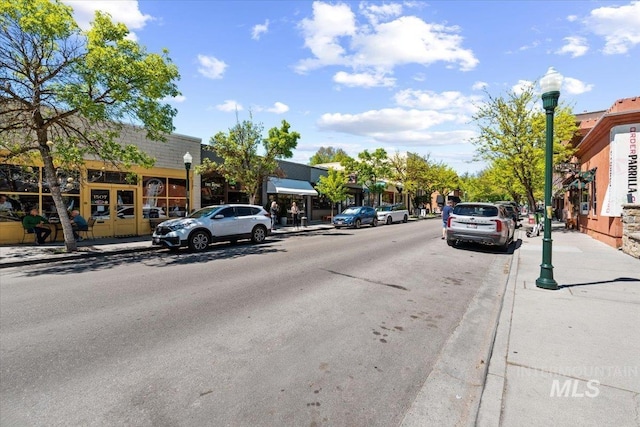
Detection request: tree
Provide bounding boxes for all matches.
[388,152,428,214]
[430,162,459,208]
[315,168,348,217]
[341,148,390,207]
[0,0,180,252]
[309,146,350,165]
[471,85,577,211]
[199,117,300,204]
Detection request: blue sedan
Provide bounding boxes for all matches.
[332,206,378,229]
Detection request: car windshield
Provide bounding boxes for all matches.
[189,206,222,218]
[341,207,360,215]
[376,206,391,212]
[453,205,499,217]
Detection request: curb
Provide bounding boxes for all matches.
[400,238,514,426]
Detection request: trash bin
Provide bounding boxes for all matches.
[301,216,308,227]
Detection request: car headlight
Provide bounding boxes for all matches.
[167,220,195,231]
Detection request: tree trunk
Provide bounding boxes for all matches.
[38,134,77,252]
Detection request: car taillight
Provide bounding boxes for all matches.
[494,220,502,232]
[447,216,453,227]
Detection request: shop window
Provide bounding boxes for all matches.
[168,178,186,198]
[91,189,110,219]
[42,195,80,221]
[0,164,40,193]
[88,169,137,185]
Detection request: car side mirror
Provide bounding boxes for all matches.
[213,214,225,220]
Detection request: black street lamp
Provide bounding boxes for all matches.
[183,151,192,217]
[536,67,562,290]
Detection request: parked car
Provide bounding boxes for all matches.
[446,202,515,251]
[333,206,378,229]
[496,201,520,222]
[152,204,271,252]
[496,203,519,228]
[376,204,409,225]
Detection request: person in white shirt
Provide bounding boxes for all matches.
[0,195,13,211]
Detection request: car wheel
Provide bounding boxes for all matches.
[355,219,361,229]
[372,218,378,227]
[188,230,210,252]
[251,225,267,243]
[498,240,510,252]
[403,215,408,223]
[386,216,392,225]
[447,239,456,247]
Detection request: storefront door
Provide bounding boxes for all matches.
[90,188,137,237]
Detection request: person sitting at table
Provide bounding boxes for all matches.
[70,209,88,241]
[22,208,51,244]
[0,194,13,211]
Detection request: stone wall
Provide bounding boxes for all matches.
[621,204,640,259]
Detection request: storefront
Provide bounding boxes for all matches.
[561,97,640,248]
[0,129,201,244]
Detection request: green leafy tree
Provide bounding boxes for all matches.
[198,117,300,204]
[309,146,350,165]
[388,152,430,213]
[430,162,459,207]
[471,85,577,210]
[341,148,390,206]
[315,168,348,217]
[0,0,180,251]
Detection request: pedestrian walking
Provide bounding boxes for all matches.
[441,199,454,239]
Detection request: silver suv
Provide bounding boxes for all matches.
[152,204,271,252]
[446,202,515,251]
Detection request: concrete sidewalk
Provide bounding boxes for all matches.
[477,225,640,426]
[0,222,334,269]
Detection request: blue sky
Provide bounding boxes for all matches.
[63,1,640,175]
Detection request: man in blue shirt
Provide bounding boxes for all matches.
[441,200,454,240]
[71,209,88,241]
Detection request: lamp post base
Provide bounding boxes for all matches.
[536,268,558,290]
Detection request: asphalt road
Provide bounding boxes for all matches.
[0,220,509,426]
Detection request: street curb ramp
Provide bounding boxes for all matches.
[400,249,513,426]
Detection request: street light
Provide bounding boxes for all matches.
[183,151,192,217]
[536,67,562,290]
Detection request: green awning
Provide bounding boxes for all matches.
[566,179,586,190]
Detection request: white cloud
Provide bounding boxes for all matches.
[512,80,534,95]
[295,1,478,82]
[267,102,290,114]
[563,77,594,95]
[333,71,396,88]
[316,108,467,145]
[472,81,488,91]
[216,100,243,112]
[556,36,589,57]
[585,1,640,54]
[359,2,403,25]
[197,55,227,79]
[567,15,578,22]
[63,0,152,39]
[393,89,480,115]
[252,20,269,40]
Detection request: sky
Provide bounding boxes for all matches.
[61,0,640,176]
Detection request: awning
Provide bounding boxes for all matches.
[267,178,318,196]
[566,179,587,190]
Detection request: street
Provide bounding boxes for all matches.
[1,220,511,426]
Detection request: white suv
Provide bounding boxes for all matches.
[152,204,272,252]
